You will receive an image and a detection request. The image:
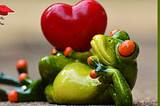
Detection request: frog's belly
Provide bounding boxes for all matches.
[53,62,108,104]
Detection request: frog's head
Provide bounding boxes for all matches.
[91,29,139,67]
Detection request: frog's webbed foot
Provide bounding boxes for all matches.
[7,78,46,102]
[0,59,46,102]
[13,60,46,102]
[0,59,29,87]
[0,59,28,101]
[87,56,132,106]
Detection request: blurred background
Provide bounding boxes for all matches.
[0,0,157,103]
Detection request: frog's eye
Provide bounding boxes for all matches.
[118,40,135,57]
[109,29,130,41]
[109,29,120,37]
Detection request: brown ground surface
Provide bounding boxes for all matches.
[0,0,157,105]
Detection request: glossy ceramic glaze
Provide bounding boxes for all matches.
[0,0,139,105]
[40,30,139,105]
[0,30,139,106]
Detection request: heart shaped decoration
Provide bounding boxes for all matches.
[41,0,107,52]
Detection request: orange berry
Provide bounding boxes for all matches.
[118,40,135,57]
[64,47,72,56]
[16,59,27,69]
[90,70,97,79]
[87,56,92,65]
[51,48,57,55]
[19,73,28,82]
[8,90,18,102]
[109,29,120,37]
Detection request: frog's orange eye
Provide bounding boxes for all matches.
[109,29,120,37]
[118,40,135,57]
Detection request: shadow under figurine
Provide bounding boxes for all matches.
[0,29,139,106]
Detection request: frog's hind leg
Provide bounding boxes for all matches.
[44,83,55,103]
[38,55,72,84]
[0,80,46,102]
[0,60,27,101]
[0,72,20,101]
[4,78,46,102]
[6,60,46,102]
[0,88,10,101]
[0,58,48,102]
[0,73,45,102]
[0,59,30,85]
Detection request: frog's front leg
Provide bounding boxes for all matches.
[88,56,132,106]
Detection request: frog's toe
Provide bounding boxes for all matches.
[64,46,73,56]
[8,90,18,102]
[87,56,101,68]
[51,48,58,55]
[87,56,92,65]
[89,70,97,79]
[89,70,105,83]
[16,59,28,74]
[19,73,28,82]
[18,73,33,85]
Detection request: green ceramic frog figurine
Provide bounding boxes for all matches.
[0,29,139,106]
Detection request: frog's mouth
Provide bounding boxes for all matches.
[91,35,111,65]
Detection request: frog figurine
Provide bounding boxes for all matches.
[0,29,139,106]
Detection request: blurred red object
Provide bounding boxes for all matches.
[0,5,14,16]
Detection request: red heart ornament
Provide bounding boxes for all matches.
[41,0,107,52]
